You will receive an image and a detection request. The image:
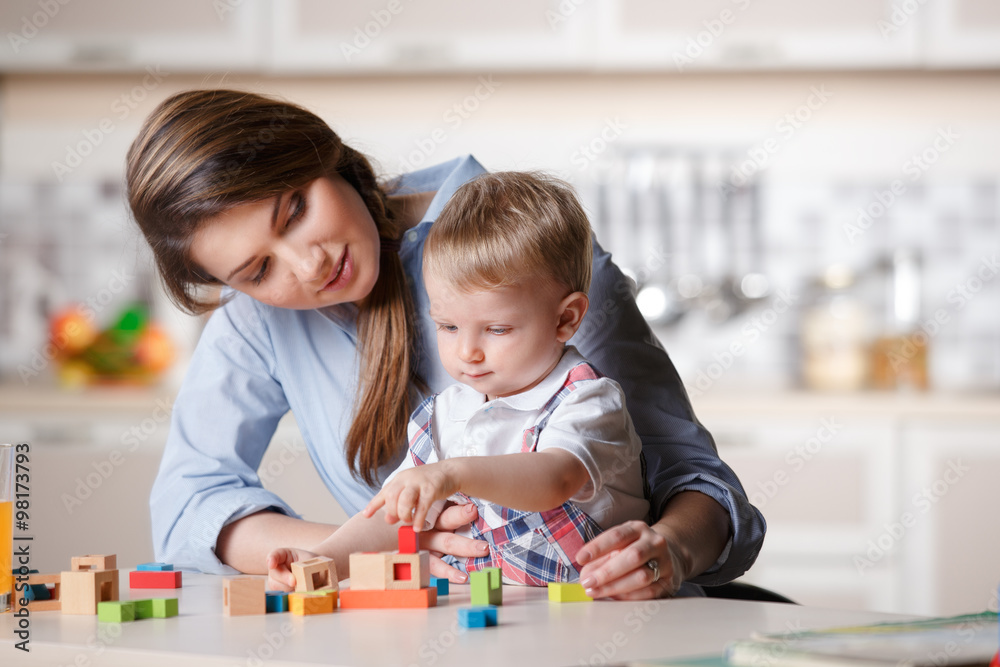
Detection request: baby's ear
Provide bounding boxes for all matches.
[556,291,590,342]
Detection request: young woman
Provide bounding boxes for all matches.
[127,89,765,600]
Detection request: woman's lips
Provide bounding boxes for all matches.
[321,249,351,292]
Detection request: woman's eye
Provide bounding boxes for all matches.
[286,192,306,226]
[252,258,270,286]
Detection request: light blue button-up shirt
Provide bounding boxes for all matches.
[149,155,765,583]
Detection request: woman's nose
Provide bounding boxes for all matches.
[286,243,326,283]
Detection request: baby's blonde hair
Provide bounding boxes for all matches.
[424,171,592,295]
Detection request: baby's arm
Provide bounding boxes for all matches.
[362,449,590,529]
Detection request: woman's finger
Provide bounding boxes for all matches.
[434,502,478,532]
[578,523,668,597]
[421,530,490,559]
[428,554,469,584]
[576,520,645,565]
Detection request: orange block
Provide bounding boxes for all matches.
[339,587,437,609]
[289,590,337,615]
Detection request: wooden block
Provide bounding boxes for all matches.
[71,554,117,571]
[151,598,179,618]
[223,577,266,616]
[398,525,418,554]
[289,591,336,615]
[547,582,593,603]
[470,567,502,606]
[265,591,289,613]
[14,574,61,612]
[429,576,449,596]
[386,552,430,591]
[137,562,173,572]
[133,598,155,619]
[129,570,182,589]
[339,587,436,609]
[290,557,338,593]
[60,569,119,615]
[458,605,498,628]
[97,601,135,623]
[348,552,390,590]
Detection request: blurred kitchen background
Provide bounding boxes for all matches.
[0,0,998,616]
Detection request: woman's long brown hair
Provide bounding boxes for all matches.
[126,89,419,485]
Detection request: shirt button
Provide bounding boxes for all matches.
[406,230,419,243]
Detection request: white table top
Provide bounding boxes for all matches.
[1,572,916,667]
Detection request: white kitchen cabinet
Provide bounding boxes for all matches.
[0,0,267,72]
[898,420,1000,616]
[696,392,1000,615]
[267,0,597,73]
[924,0,1000,67]
[593,0,922,71]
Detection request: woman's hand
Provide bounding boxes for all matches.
[265,546,320,592]
[576,521,689,600]
[420,502,490,584]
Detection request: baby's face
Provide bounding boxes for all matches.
[425,272,570,401]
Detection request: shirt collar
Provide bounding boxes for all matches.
[391,154,488,227]
[447,346,586,421]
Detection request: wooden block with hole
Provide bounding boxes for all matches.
[70,554,117,571]
[385,551,429,590]
[14,573,62,612]
[290,556,338,593]
[60,568,120,615]
[223,577,266,616]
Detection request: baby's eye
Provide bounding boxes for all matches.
[488,327,510,335]
[437,324,458,333]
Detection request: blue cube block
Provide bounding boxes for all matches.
[137,562,174,572]
[458,605,498,629]
[429,576,449,596]
[25,584,51,602]
[265,591,289,613]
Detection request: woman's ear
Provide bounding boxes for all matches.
[556,291,590,343]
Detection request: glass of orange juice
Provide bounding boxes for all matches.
[1,443,12,613]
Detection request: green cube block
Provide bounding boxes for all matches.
[133,599,155,619]
[151,598,179,618]
[469,567,502,606]
[98,601,136,623]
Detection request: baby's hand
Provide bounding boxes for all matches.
[265,547,319,592]
[361,462,458,531]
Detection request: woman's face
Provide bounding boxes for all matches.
[190,174,382,310]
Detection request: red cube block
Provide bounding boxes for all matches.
[398,525,418,554]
